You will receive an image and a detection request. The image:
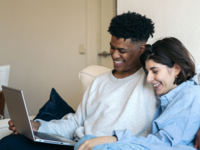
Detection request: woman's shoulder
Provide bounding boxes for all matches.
[190,84,200,97]
[174,81,200,105]
[168,81,200,115]
[183,82,200,115]
[182,81,200,95]
[180,81,200,107]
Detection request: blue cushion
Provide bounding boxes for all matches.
[34,88,75,121]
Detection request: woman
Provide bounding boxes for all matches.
[74,37,200,150]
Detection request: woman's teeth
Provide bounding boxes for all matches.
[153,83,161,87]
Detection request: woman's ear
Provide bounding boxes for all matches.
[173,63,181,76]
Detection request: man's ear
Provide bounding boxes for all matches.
[173,63,181,76]
[140,43,146,54]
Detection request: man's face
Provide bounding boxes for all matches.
[110,36,145,77]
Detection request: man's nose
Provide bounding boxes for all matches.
[111,50,120,59]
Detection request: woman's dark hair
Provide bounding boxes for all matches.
[139,37,196,85]
[108,12,154,42]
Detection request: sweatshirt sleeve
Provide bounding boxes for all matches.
[35,84,92,140]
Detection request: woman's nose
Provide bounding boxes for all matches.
[146,73,154,83]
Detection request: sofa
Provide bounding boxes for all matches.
[0,65,111,139]
[0,65,200,140]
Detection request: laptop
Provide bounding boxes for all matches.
[2,85,76,146]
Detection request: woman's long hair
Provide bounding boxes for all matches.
[139,37,195,85]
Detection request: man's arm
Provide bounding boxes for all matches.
[9,83,92,140]
[34,83,93,140]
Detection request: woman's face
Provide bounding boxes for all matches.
[145,59,180,96]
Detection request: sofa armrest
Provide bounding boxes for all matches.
[0,118,11,139]
[0,116,35,139]
[79,65,111,94]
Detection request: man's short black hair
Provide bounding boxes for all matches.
[108,12,154,42]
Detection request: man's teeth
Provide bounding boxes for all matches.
[114,61,123,64]
[153,83,161,87]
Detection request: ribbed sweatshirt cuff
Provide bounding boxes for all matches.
[34,119,49,133]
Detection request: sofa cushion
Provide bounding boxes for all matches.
[34,88,75,121]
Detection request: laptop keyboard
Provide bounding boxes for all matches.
[34,132,62,142]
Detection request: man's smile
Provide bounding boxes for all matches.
[113,60,124,66]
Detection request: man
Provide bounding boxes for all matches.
[0,12,162,149]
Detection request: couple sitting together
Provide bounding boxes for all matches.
[1,12,200,150]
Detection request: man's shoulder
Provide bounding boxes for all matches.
[94,70,111,80]
[89,70,111,88]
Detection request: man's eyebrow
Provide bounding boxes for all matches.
[110,43,128,51]
[110,43,114,48]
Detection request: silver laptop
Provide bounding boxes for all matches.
[2,86,76,146]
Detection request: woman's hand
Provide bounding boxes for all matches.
[77,136,117,150]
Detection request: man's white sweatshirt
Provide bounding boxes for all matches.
[36,68,157,140]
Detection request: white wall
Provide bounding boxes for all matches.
[117,0,200,64]
[0,0,87,118]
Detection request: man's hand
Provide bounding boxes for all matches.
[8,120,18,134]
[8,120,40,134]
[30,120,40,131]
[194,128,200,149]
[77,136,117,150]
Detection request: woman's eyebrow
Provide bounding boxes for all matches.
[149,67,158,70]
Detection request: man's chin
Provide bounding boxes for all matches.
[114,66,123,72]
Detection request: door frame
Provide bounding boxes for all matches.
[85,0,116,67]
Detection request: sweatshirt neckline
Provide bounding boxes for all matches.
[109,68,144,83]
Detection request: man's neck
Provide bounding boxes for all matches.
[113,66,142,79]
